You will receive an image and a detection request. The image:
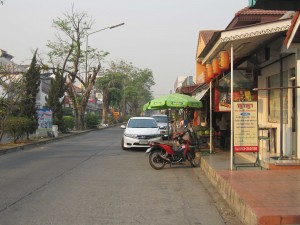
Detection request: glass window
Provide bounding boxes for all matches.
[128,119,157,128]
[152,116,168,123]
[268,71,288,124]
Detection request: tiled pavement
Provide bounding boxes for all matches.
[200,150,300,225]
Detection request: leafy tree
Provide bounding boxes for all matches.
[108,87,122,111]
[18,50,41,140]
[45,70,66,132]
[95,60,128,124]
[95,74,115,125]
[44,5,106,130]
[124,68,154,116]
[95,60,155,122]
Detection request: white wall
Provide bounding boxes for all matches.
[257,54,295,157]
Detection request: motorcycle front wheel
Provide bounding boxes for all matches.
[149,150,166,170]
[187,151,201,167]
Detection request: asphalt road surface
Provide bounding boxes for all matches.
[0,126,243,225]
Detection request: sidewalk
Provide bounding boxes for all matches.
[200,149,300,225]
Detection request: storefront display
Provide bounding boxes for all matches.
[214,70,257,112]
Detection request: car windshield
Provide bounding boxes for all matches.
[127,119,158,128]
[152,116,168,123]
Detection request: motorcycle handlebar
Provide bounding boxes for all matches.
[173,130,189,143]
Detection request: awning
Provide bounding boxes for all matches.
[200,18,291,64]
[195,87,209,100]
[285,12,300,49]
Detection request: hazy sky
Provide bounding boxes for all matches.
[0,0,247,97]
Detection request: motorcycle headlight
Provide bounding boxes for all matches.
[124,133,138,138]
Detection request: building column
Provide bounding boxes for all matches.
[296,50,300,159]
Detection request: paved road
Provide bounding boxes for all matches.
[0,126,242,225]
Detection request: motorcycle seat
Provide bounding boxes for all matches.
[154,141,174,146]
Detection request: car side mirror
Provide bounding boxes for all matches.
[120,125,126,129]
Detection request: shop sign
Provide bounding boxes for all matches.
[233,101,258,152]
[215,89,257,112]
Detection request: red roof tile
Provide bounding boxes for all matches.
[284,11,300,45]
[226,6,288,29]
[235,7,287,16]
[200,30,218,45]
[176,84,201,95]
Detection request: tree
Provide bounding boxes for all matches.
[95,60,132,124]
[0,64,25,142]
[44,5,106,130]
[95,60,155,123]
[125,68,154,116]
[45,69,66,132]
[107,87,122,112]
[18,50,41,140]
[95,74,115,125]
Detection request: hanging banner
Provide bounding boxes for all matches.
[233,101,258,152]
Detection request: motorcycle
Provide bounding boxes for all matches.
[145,128,201,170]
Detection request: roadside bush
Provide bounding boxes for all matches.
[107,116,116,125]
[63,116,75,131]
[117,116,124,123]
[5,117,32,143]
[123,115,131,123]
[85,112,99,129]
[63,108,74,117]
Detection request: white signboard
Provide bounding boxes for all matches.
[233,101,258,152]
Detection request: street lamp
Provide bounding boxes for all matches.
[85,22,125,77]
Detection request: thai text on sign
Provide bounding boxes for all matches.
[233,101,258,152]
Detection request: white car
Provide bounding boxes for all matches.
[151,115,173,140]
[121,117,162,150]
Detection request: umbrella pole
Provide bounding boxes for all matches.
[210,81,213,154]
[167,109,170,142]
[230,43,234,171]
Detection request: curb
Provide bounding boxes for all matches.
[0,126,115,156]
[200,156,257,225]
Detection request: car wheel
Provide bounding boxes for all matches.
[121,137,128,150]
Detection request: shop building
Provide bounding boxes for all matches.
[177,7,300,168]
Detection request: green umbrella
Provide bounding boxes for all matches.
[144,93,202,110]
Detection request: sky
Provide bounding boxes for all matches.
[0,0,247,98]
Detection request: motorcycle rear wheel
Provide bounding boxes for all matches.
[187,151,200,167]
[149,150,166,170]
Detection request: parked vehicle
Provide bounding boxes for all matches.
[120,117,162,150]
[145,127,200,169]
[151,114,173,140]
